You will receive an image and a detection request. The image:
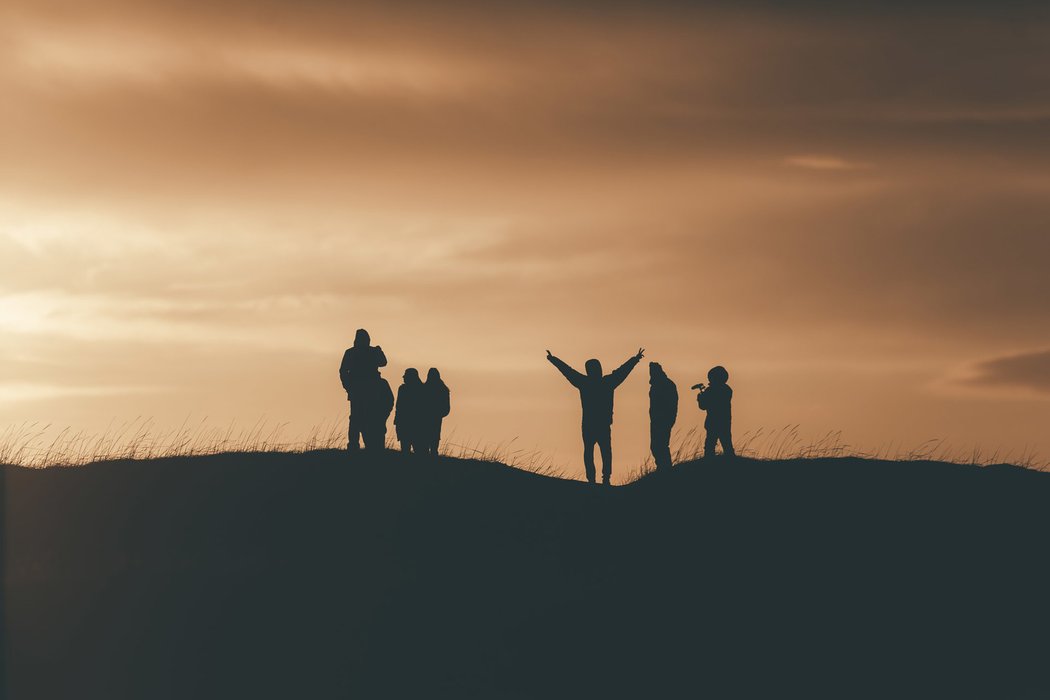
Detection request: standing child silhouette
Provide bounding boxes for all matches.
[696,365,735,458]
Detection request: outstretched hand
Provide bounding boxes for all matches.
[635,347,645,361]
[546,349,553,359]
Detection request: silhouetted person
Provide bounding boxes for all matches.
[547,348,644,485]
[359,376,394,450]
[395,368,426,454]
[648,362,678,470]
[422,368,451,456]
[695,365,734,458]
[339,329,388,450]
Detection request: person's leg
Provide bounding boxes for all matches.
[360,420,371,450]
[653,424,672,470]
[655,423,672,468]
[720,425,735,457]
[649,424,661,468]
[704,429,718,458]
[598,428,612,485]
[367,421,387,451]
[348,406,359,451]
[663,425,674,468]
[432,420,442,457]
[426,423,438,456]
[582,429,597,484]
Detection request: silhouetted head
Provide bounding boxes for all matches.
[426,368,441,383]
[354,328,371,348]
[585,359,603,378]
[649,361,666,382]
[707,365,729,385]
[403,368,421,384]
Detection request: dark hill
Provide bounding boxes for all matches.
[4,451,1050,699]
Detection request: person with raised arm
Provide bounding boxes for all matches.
[546,347,644,485]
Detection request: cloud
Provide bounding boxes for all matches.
[785,155,871,171]
[964,349,1050,394]
[0,382,165,404]
[2,15,492,94]
[6,2,1050,177]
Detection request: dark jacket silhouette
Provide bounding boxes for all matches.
[697,365,734,458]
[422,368,451,457]
[648,362,678,470]
[358,377,394,451]
[547,348,643,484]
[338,328,389,451]
[340,329,388,398]
[395,369,426,454]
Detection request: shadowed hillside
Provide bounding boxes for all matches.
[4,451,1050,699]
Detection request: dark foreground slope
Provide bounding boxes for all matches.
[4,451,1050,699]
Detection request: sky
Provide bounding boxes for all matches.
[2,0,1049,476]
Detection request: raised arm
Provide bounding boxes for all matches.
[546,350,585,388]
[609,348,645,388]
[374,345,388,368]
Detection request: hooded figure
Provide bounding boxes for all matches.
[340,329,387,394]
[546,347,644,485]
[339,328,388,450]
[648,362,678,470]
[423,368,451,456]
[394,368,426,454]
[697,365,734,458]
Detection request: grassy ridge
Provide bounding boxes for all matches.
[4,451,1050,699]
[6,418,1045,474]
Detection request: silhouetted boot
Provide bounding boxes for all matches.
[704,432,718,459]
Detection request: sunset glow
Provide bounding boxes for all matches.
[2,1,1048,475]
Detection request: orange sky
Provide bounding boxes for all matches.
[2,1,1049,476]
